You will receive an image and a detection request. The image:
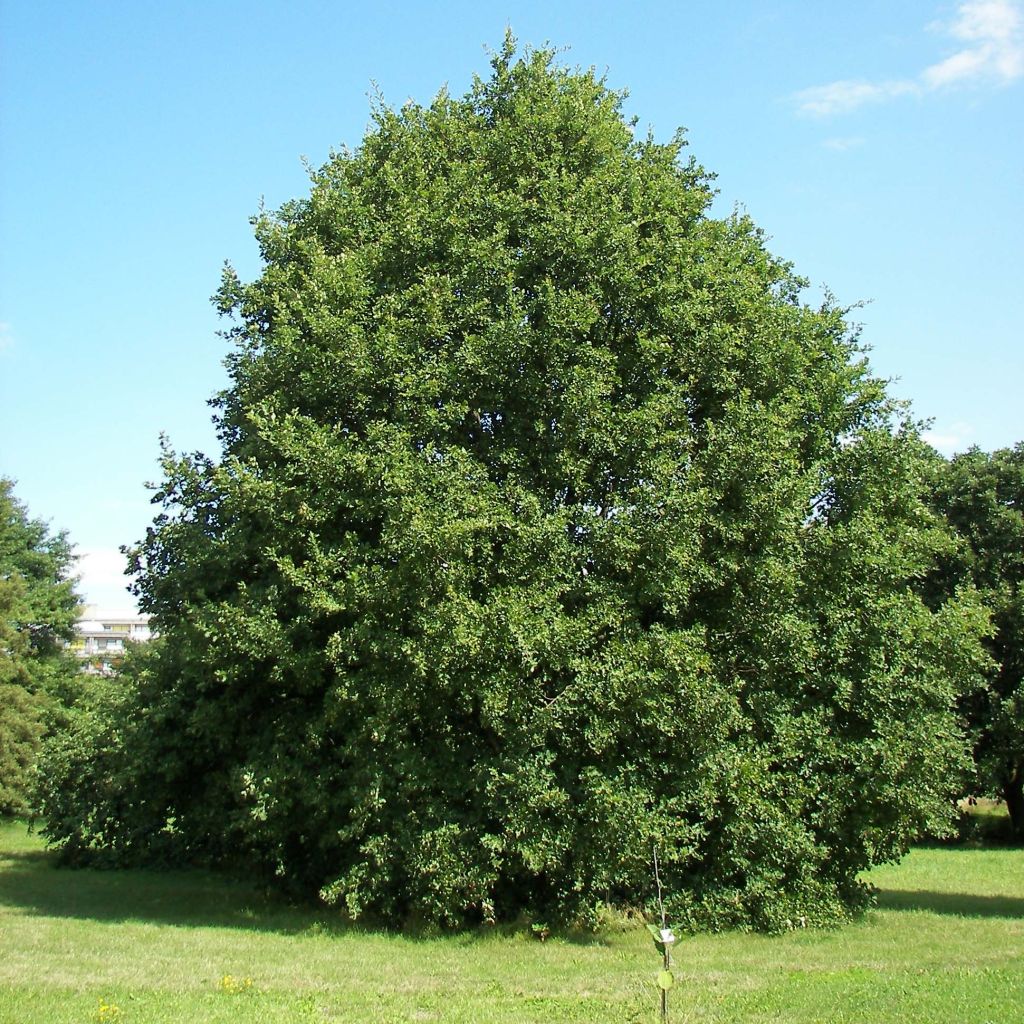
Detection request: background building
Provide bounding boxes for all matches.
[71,607,152,674]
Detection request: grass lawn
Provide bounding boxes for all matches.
[1,820,1021,1023]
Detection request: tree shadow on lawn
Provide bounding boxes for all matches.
[0,845,317,934]
[0,846,608,945]
[875,888,1024,918]
[8,844,1022,936]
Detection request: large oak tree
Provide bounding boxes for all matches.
[37,40,988,929]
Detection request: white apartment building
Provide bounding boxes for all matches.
[72,607,153,673]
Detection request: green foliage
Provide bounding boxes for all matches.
[37,39,988,927]
[0,478,81,815]
[34,643,155,864]
[927,444,1024,836]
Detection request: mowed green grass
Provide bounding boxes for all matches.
[1,821,1022,1023]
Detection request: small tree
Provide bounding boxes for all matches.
[928,444,1024,836]
[0,478,81,815]
[38,39,989,927]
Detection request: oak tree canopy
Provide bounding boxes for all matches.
[37,39,988,930]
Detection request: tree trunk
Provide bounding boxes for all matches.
[1004,766,1024,840]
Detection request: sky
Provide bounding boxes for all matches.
[1,0,1022,613]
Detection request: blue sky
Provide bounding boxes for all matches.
[1,0,1021,611]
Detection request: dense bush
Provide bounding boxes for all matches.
[36,40,989,929]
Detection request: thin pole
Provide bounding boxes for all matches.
[653,846,670,1022]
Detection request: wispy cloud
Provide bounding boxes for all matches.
[797,80,917,117]
[821,135,867,151]
[921,420,975,456]
[0,322,13,353]
[795,0,1023,116]
[924,0,1024,85]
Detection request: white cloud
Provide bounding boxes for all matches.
[0,322,12,352]
[923,46,995,86]
[936,0,1021,44]
[76,546,138,613]
[921,420,975,456]
[924,0,1023,86]
[796,0,1023,115]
